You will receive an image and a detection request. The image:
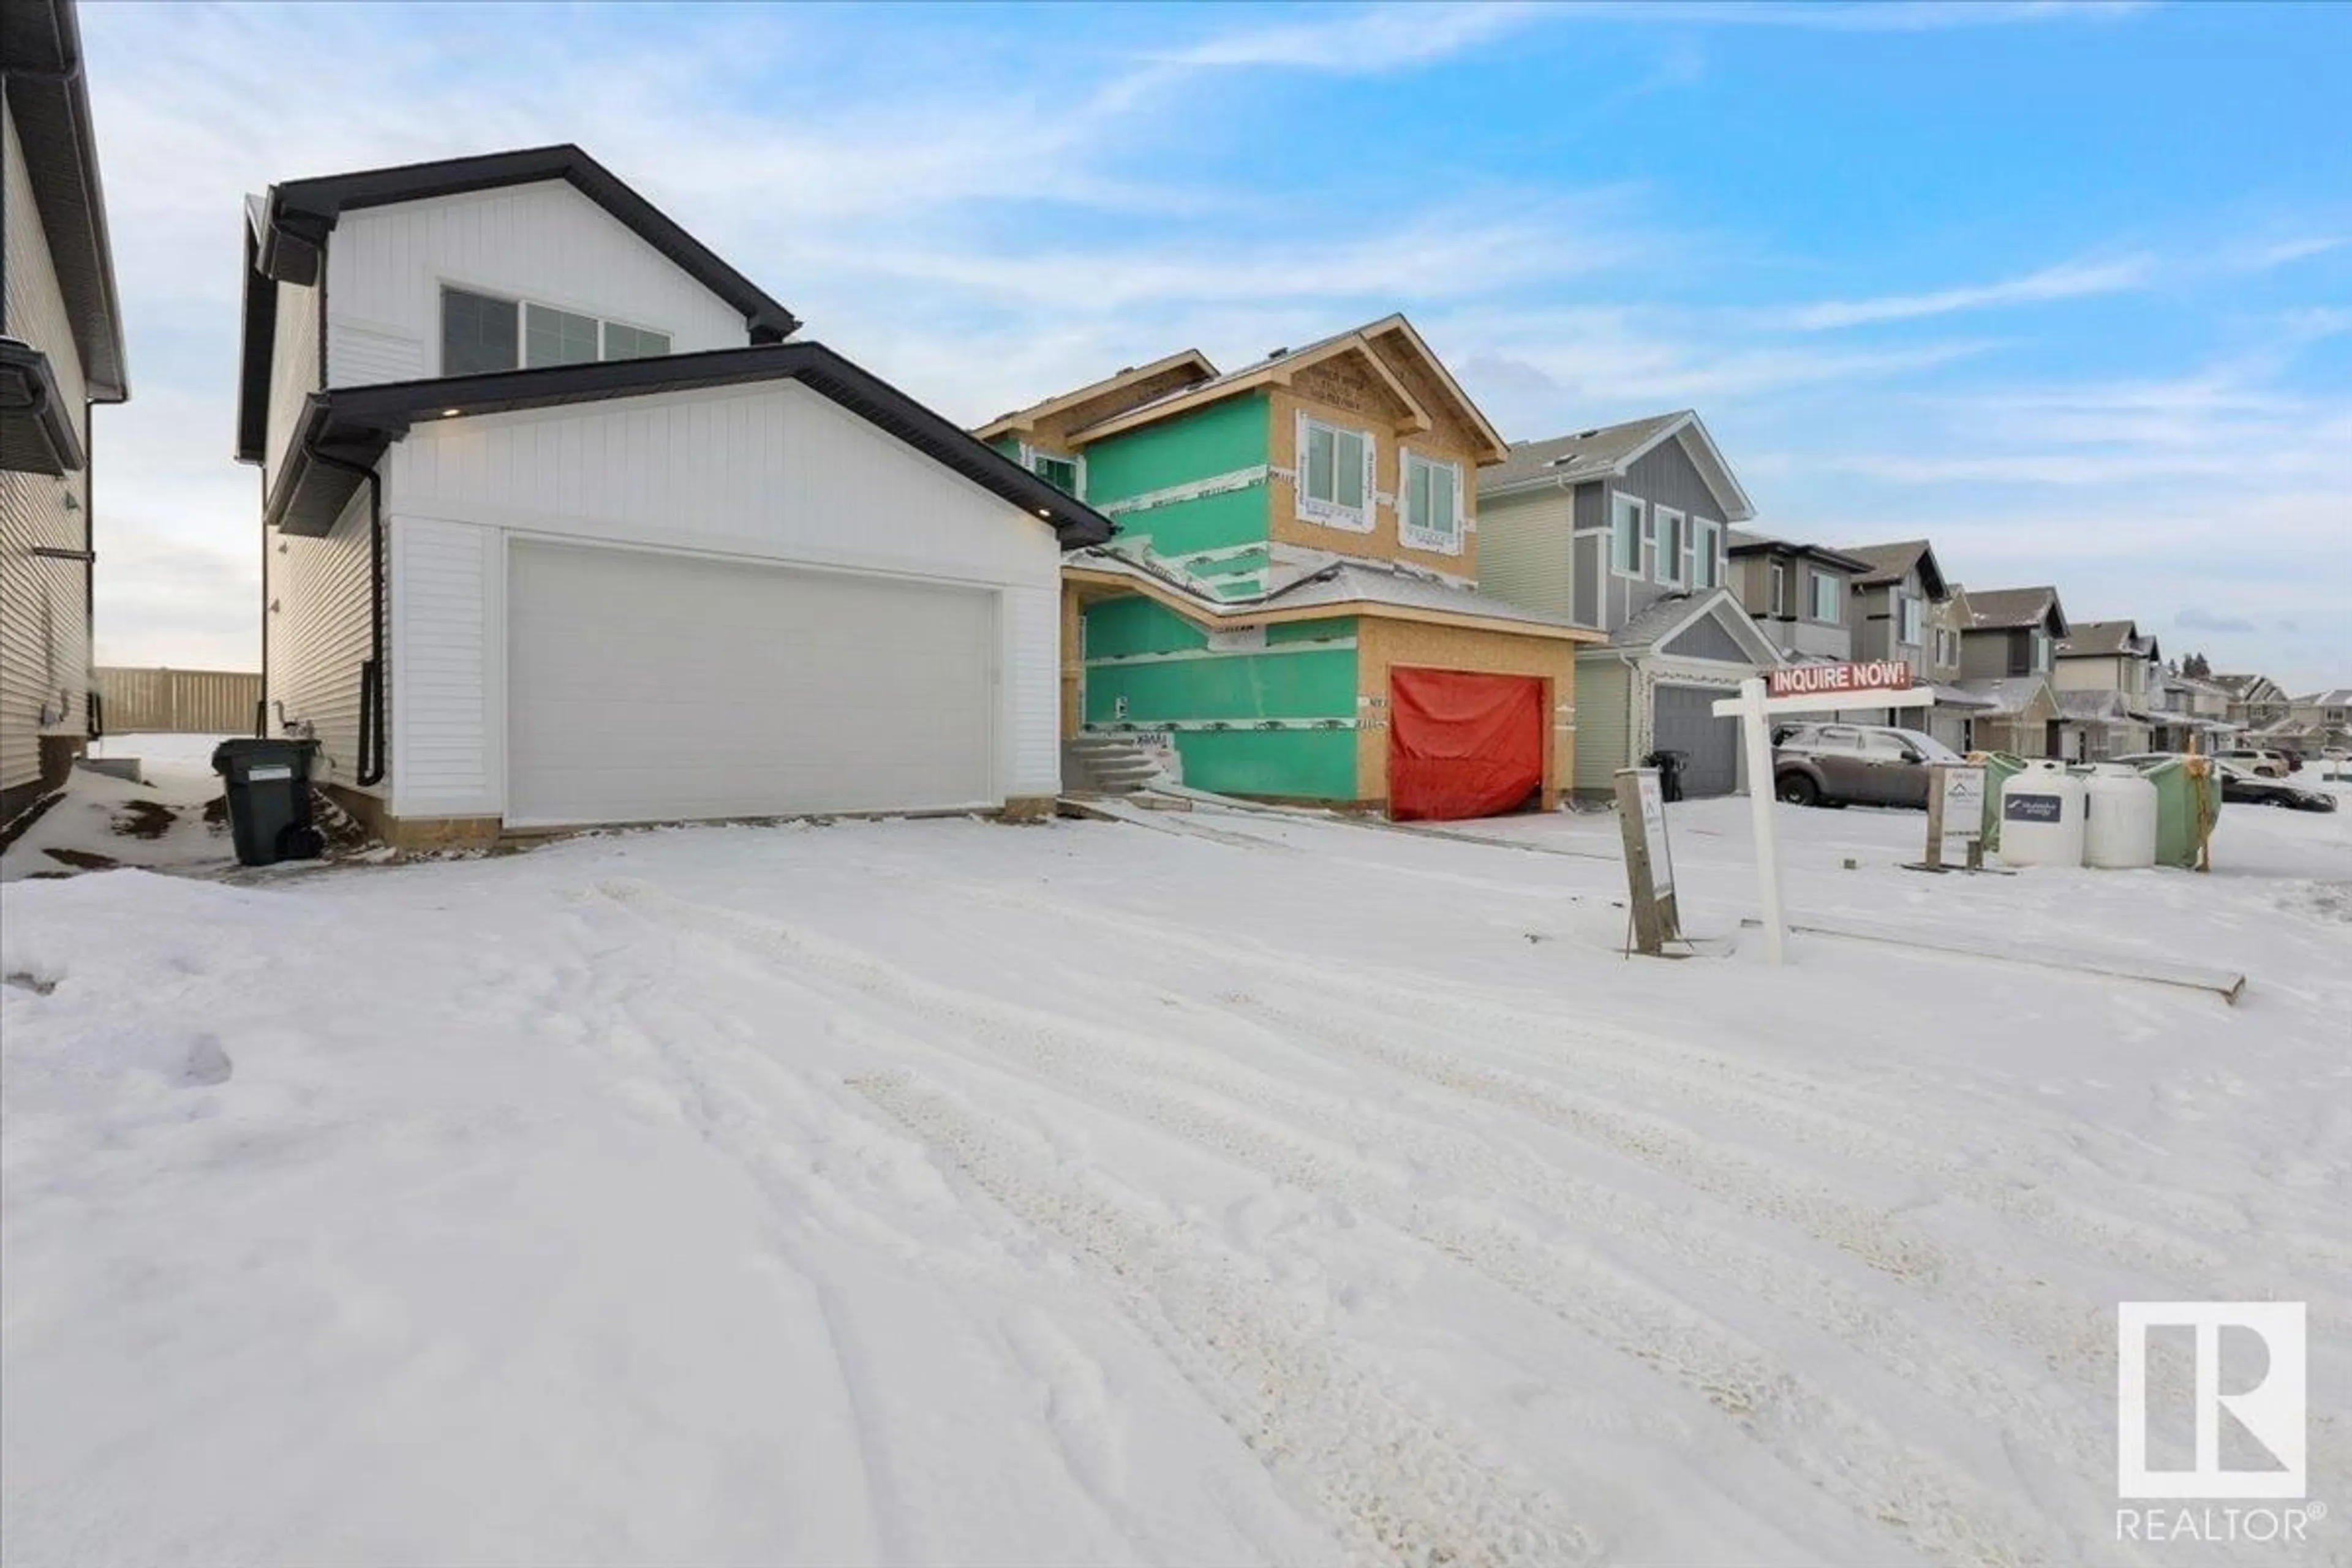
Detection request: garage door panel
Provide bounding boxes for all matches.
[1652,684,1740,798]
[508,543,997,825]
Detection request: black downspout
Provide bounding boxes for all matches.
[303,443,386,787]
[256,467,268,737]
[83,402,98,742]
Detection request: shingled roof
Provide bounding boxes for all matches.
[1832,539,1947,597]
[1964,586,2068,635]
[1478,409,1755,521]
[2056,619,2157,660]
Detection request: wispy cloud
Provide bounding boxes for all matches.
[1779,256,2154,330]
[1152,2,1541,70]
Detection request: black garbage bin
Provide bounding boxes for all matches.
[211,739,325,867]
[1643,748,1690,803]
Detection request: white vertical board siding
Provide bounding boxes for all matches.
[263,279,319,491]
[2,103,92,792]
[325,181,749,385]
[390,518,492,816]
[266,486,378,793]
[1474,491,1572,617]
[389,380,1067,804]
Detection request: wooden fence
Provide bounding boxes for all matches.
[94,667,259,735]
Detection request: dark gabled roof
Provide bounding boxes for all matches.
[2056,619,2157,661]
[0,338,86,473]
[1834,538,1948,598]
[262,342,1114,548]
[1479,410,1757,521]
[1723,530,1873,575]
[1964,585,2069,636]
[1,0,129,401]
[237,144,801,463]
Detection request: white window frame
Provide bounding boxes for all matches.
[1019,443,1086,500]
[1810,570,1842,624]
[1295,412,1375,532]
[1692,518,1721,590]
[1898,592,1924,647]
[2030,628,2053,673]
[1654,507,1687,587]
[439,281,670,376]
[1768,560,1788,617]
[1608,494,1645,578]
[1398,446,1464,556]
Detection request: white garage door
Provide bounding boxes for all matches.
[508,543,998,826]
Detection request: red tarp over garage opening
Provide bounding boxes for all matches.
[1387,666,1545,821]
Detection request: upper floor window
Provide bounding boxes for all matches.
[1934,625,1959,666]
[1810,570,1841,624]
[1655,507,1687,586]
[2030,629,2053,673]
[1898,594,1924,646]
[1692,518,1722,590]
[1400,449,1463,554]
[1768,560,1788,616]
[1026,448,1082,497]
[1297,414,1373,530]
[1609,494,1644,576]
[440,285,671,377]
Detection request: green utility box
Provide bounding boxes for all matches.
[2128,755,2224,869]
[1968,752,2026,851]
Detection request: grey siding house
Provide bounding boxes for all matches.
[2052,618,2160,760]
[1478,409,1782,797]
[1,0,130,825]
[1724,532,1868,662]
[1831,538,1988,750]
[1956,586,2070,757]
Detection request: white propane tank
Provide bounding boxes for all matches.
[2083,765,2159,869]
[1999,760,2087,869]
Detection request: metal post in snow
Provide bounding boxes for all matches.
[1740,676,1787,965]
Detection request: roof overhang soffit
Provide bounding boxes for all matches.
[1359,317,1510,464]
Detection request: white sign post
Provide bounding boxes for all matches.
[1714,663,1934,965]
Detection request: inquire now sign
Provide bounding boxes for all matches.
[1765,660,1915,699]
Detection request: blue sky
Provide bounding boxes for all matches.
[79,1,2350,685]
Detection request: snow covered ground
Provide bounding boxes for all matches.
[3,789,2347,1566]
[1,733,240,883]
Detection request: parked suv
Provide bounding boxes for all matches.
[2217,747,2290,778]
[1773,723,1964,809]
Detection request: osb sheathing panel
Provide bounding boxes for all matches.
[1266,382,1488,579]
[1365,331,1498,462]
[1354,616,1580,812]
[1060,581,1085,739]
[1012,364,1218,453]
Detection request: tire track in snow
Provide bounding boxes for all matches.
[937,871,2352,1302]
[850,1070,1600,1568]
[607,881,2080,1567]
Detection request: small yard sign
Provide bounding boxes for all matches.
[1613,767,1681,956]
[1765,660,1915,699]
[1921,763,1988,872]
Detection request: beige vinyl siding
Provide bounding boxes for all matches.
[2,100,92,796]
[263,279,320,492]
[266,485,379,792]
[1474,489,1573,616]
[1572,654,1632,794]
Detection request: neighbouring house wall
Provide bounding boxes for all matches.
[1928,594,1967,684]
[1852,570,1932,679]
[382,379,1065,819]
[2052,654,2132,693]
[1354,617,1578,810]
[1472,488,1574,619]
[1960,630,2022,679]
[323,180,750,386]
[1080,595,1360,799]
[2,101,92,805]
[1572,654,1633,793]
[1730,554,1850,660]
[266,483,377,793]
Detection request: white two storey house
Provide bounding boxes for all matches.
[238,145,1110,845]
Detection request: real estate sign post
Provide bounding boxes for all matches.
[1925,763,1988,872]
[1613,767,1680,956]
[1714,663,1934,964]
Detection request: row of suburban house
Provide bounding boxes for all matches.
[2,7,2340,836]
